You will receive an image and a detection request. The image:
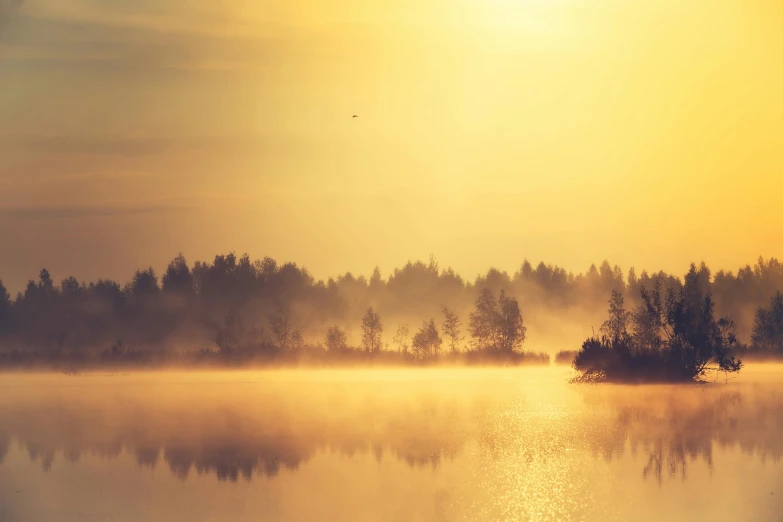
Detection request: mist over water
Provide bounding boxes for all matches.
[1,365,783,521]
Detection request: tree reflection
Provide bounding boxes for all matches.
[0,380,782,483]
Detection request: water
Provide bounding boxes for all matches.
[1,365,782,522]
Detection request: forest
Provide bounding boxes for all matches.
[0,253,782,370]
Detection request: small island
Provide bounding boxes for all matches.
[572,264,743,383]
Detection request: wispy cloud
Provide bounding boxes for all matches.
[0,134,174,155]
[0,203,192,220]
[0,0,291,71]
[22,0,280,41]
[0,0,25,27]
[0,133,269,155]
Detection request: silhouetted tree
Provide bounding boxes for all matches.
[39,269,55,295]
[574,265,743,382]
[0,279,10,335]
[393,324,410,354]
[361,307,383,353]
[470,288,497,352]
[127,268,159,298]
[412,319,442,358]
[496,291,526,353]
[60,276,81,297]
[2,251,782,368]
[751,292,783,353]
[600,290,629,341]
[325,326,348,353]
[368,267,383,295]
[441,307,463,354]
[268,303,301,352]
[630,283,665,354]
[162,254,193,295]
[468,289,526,353]
[216,311,261,356]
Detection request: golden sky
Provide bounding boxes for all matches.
[1,0,782,290]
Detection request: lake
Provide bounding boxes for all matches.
[1,365,782,522]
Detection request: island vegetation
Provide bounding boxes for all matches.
[572,265,744,383]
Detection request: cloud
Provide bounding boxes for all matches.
[0,133,269,156]
[0,204,191,220]
[0,1,287,71]
[0,0,24,15]
[0,0,23,37]
[23,0,278,41]
[0,134,174,156]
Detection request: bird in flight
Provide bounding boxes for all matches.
[352,115,358,118]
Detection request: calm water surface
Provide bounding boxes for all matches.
[1,365,783,522]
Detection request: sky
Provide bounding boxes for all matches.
[1,0,782,292]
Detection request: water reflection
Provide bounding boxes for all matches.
[586,387,783,483]
[0,372,782,485]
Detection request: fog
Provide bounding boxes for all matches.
[2,365,783,521]
[1,254,782,368]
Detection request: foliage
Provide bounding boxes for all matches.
[469,289,526,353]
[361,307,383,353]
[393,324,410,354]
[441,307,463,354]
[600,290,629,341]
[412,319,442,358]
[497,290,527,352]
[573,265,743,383]
[325,326,348,353]
[554,350,578,365]
[750,292,783,353]
[268,303,302,352]
[0,253,781,369]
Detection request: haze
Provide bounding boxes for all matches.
[3,366,783,521]
[1,0,783,290]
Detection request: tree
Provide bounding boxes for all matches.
[496,291,526,353]
[268,303,302,352]
[574,270,743,382]
[637,274,742,380]
[751,292,783,353]
[393,324,410,353]
[361,307,383,353]
[127,268,159,297]
[0,279,10,335]
[469,288,497,352]
[630,283,664,354]
[60,276,81,298]
[215,310,262,357]
[600,290,629,341]
[162,253,193,295]
[369,266,383,294]
[39,269,55,294]
[216,311,246,356]
[412,319,442,358]
[441,307,463,354]
[325,326,348,352]
[260,257,278,278]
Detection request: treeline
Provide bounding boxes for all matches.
[0,253,782,368]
